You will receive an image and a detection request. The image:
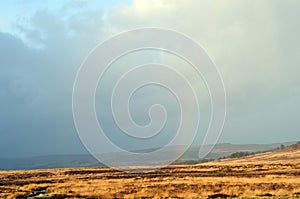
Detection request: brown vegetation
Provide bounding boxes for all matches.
[0,142,300,198]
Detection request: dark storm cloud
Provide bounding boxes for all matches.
[0,31,87,158]
[0,3,110,158]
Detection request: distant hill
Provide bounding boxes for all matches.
[216,141,300,164]
[0,141,296,170]
[0,155,105,170]
[281,141,300,152]
[181,141,296,160]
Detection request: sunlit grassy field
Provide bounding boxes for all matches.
[1,144,300,199]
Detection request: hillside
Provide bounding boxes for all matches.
[0,141,295,170]
[213,141,300,164]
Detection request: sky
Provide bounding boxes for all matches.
[0,0,300,158]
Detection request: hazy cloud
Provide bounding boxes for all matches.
[0,0,299,157]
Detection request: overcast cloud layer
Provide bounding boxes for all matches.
[0,0,300,158]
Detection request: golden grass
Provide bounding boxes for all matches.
[1,147,300,198]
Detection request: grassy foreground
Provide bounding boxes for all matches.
[0,162,300,198]
[1,143,300,198]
